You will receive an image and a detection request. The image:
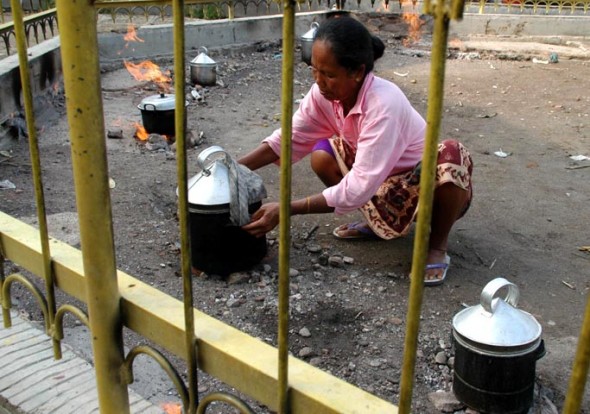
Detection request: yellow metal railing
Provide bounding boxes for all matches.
[2,0,590,411]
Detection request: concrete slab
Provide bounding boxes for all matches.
[0,310,165,414]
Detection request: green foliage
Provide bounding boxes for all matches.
[185,3,225,19]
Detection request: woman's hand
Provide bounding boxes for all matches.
[242,202,280,238]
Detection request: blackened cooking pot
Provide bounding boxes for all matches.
[452,278,545,414]
[137,93,188,136]
[185,146,267,276]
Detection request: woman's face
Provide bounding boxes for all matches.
[311,39,364,109]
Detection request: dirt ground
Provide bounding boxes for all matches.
[1,13,590,414]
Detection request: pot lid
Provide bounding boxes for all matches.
[191,46,216,66]
[301,21,319,41]
[138,93,176,111]
[186,146,230,206]
[453,278,542,349]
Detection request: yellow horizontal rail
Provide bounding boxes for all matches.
[0,211,398,414]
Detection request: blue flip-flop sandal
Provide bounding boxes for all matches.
[424,254,451,286]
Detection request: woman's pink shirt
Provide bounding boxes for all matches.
[262,73,426,214]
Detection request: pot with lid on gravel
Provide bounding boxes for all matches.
[190,46,217,86]
[179,145,267,276]
[452,277,545,414]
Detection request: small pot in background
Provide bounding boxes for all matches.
[300,21,319,66]
[190,46,217,86]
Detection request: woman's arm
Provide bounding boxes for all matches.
[242,194,334,238]
[238,142,279,171]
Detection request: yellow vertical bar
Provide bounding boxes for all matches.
[228,2,235,19]
[398,1,452,412]
[55,0,130,412]
[563,293,590,413]
[172,0,198,410]
[278,0,295,411]
[10,0,60,357]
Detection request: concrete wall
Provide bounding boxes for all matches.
[451,14,590,39]
[98,11,329,62]
[0,37,61,126]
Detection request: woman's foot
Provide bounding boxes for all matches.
[424,249,450,286]
[332,222,379,239]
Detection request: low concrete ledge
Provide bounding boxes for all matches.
[0,37,61,125]
[452,13,590,39]
[98,11,330,62]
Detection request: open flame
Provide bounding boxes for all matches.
[161,402,182,414]
[402,11,424,47]
[124,24,144,43]
[122,25,171,92]
[133,122,149,141]
[124,60,172,92]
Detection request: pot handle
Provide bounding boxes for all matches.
[197,145,229,174]
[480,277,519,314]
[139,103,157,111]
[198,46,208,55]
[311,21,320,30]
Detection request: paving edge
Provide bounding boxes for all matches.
[0,310,165,414]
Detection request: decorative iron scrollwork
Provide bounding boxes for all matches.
[196,391,256,414]
[123,344,190,409]
[1,272,49,330]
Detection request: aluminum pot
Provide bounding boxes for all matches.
[137,93,187,136]
[300,21,319,66]
[183,146,267,276]
[190,46,217,86]
[452,278,545,414]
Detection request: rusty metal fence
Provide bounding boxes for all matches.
[1,0,590,412]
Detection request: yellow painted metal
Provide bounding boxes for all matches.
[123,345,190,408]
[197,392,255,413]
[2,273,49,330]
[54,304,90,341]
[278,0,296,412]
[10,0,60,358]
[55,0,130,411]
[171,0,199,409]
[563,292,590,413]
[398,0,463,412]
[0,212,398,413]
[0,247,4,306]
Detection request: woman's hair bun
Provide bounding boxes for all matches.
[372,35,385,61]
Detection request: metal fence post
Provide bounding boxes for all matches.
[55,0,130,411]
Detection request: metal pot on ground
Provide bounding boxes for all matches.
[183,146,267,276]
[137,93,188,136]
[300,22,319,66]
[190,46,217,86]
[452,278,545,414]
